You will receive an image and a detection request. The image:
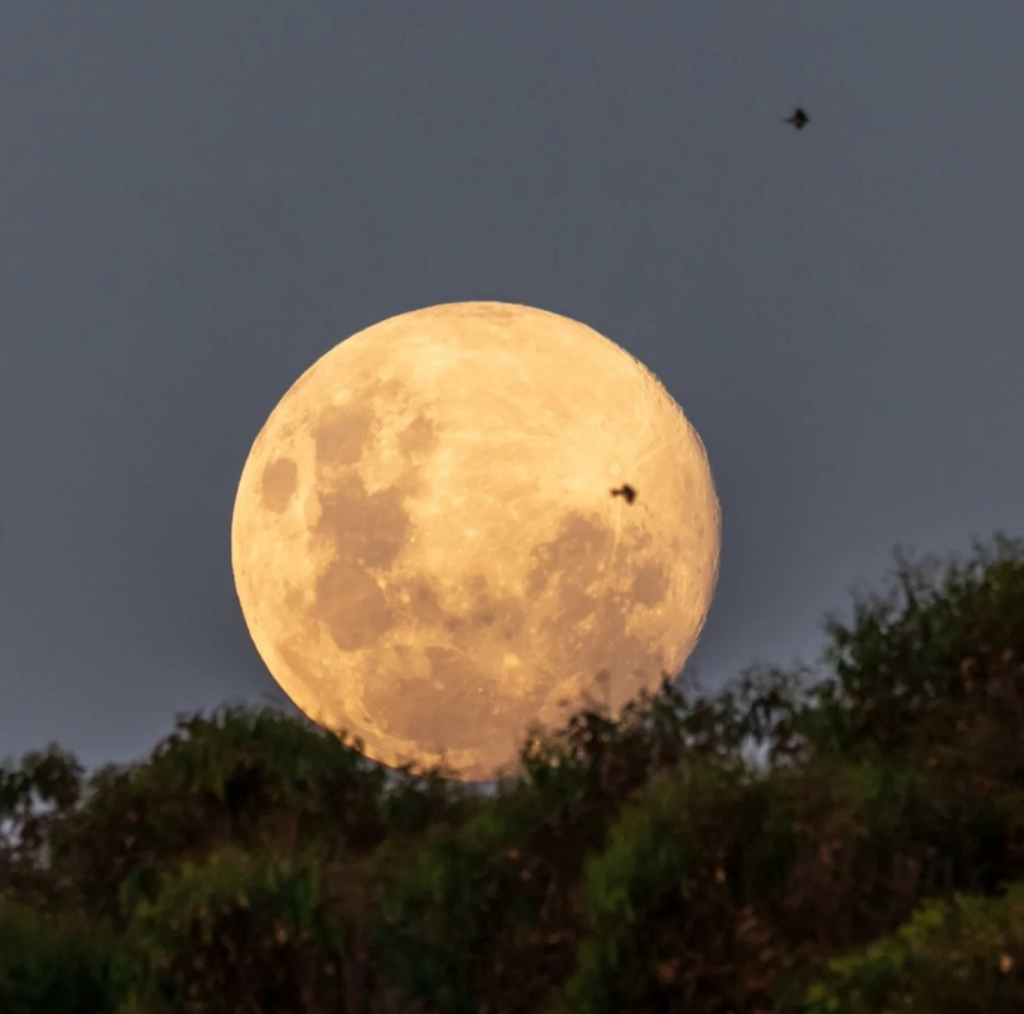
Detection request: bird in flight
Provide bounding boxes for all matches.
[785,107,810,130]
[610,484,637,504]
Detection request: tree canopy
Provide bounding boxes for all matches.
[3,533,1024,1012]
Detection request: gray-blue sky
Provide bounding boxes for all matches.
[2,2,1023,769]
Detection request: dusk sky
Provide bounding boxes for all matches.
[3,2,1023,771]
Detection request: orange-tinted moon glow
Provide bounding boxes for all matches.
[231,302,720,780]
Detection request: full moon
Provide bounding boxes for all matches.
[231,302,720,781]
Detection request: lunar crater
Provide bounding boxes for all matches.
[260,457,298,513]
[315,562,391,651]
[315,404,377,472]
[315,475,411,570]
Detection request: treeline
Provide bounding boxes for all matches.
[3,534,1024,1012]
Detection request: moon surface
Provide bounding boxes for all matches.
[231,302,720,781]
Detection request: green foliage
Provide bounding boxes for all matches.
[1,533,1024,1012]
[0,901,118,1014]
[796,882,1024,1013]
[0,744,83,907]
[552,726,1024,1013]
[380,763,478,839]
[372,769,597,1013]
[553,761,785,1014]
[0,745,83,816]
[808,533,1024,764]
[117,850,343,1014]
[49,707,407,917]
